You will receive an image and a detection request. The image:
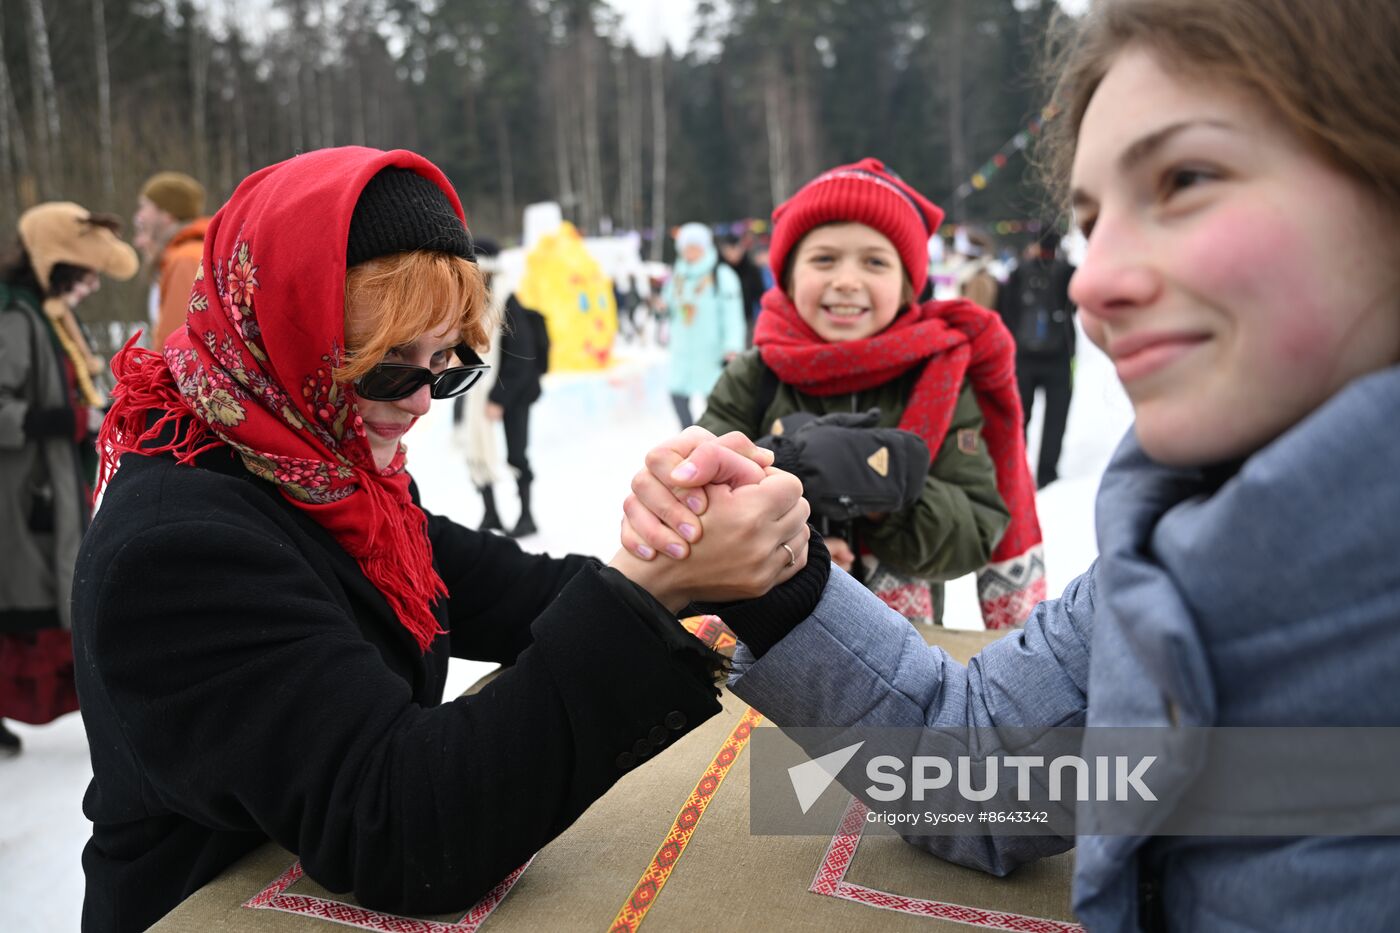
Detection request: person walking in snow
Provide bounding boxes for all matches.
[661,223,747,427]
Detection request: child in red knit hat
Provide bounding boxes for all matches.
[687,157,1047,629]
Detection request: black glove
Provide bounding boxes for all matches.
[759,409,931,522]
[22,406,76,439]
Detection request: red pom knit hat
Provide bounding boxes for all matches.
[769,157,945,298]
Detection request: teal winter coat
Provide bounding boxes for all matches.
[663,247,746,398]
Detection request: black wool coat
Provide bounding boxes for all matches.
[71,448,722,933]
[487,294,547,412]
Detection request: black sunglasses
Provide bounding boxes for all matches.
[354,345,490,402]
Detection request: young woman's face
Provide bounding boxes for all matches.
[63,270,101,308]
[1070,47,1400,466]
[789,223,906,342]
[345,295,460,471]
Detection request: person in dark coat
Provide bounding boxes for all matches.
[996,230,1076,488]
[0,203,138,754]
[480,293,549,537]
[73,146,819,933]
[718,232,767,340]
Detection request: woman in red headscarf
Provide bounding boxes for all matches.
[72,147,820,933]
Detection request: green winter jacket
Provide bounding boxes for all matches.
[699,350,1010,620]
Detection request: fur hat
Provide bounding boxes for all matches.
[18,202,139,291]
[769,157,944,297]
[140,172,206,222]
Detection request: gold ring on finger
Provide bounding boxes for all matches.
[780,542,797,568]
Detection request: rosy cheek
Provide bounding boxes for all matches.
[1179,210,1274,289]
[1176,196,1316,301]
[1269,317,1334,368]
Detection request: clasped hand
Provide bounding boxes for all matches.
[608,427,810,612]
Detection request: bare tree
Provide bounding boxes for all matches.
[188,4,210,183]
[648,49,666,261]
[287,57,306,153]
[549,53,577,221]
[220,5,253,184]
[92,0,116,200]
[0,15,32,217]
[763,55,791,206]
[493,98,516,232]
[580,28,604,230]
[613,48,635,230]
[25,0,62,196]
[941,0,969,221]
[317,0,336,149]
[789,36,821,185]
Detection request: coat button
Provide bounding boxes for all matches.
[648,725,669,746]
[616,752,636,770]
[632,738,652,759]
[664,711,687,730]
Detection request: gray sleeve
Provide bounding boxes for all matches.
[0,310,35,450]
[729,563,1096,873]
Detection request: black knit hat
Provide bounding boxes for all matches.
[346,168,474,267]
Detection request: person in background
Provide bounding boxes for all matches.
[717,231,767,342]
[459,242,507,528]
[483,288,550,537]
[996,229,1076,488]
[133,171,209,349]
[661,223,746,427]
[613,274,641,343]
[0,203,138,755]
[952,226,1000,310]
[751,237,775,293]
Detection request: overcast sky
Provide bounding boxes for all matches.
[602,0,700,56]
[604,0,1093,56]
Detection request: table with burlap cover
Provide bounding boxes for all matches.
[152,627,1079,932]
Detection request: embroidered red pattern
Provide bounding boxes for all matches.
[811,796,1083,932]
[243,856,532,932]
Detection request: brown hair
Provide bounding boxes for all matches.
[1040,0,1400,213]
[337,250,494,383]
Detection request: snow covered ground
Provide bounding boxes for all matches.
[0,328,1131,931]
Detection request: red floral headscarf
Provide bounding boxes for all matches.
[98,147,469,652]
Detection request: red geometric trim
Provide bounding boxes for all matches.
[608,706,766,933]
[243,856,532,932]
[811,797,1082,932]
[679,613,738,652]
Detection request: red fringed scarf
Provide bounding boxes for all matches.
[97,147,458,652]
[755,288,1046,629]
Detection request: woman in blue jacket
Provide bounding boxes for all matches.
[662,223,747,427]
[620,0,1400,928]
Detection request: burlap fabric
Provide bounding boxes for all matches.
[151,627,1078,932]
